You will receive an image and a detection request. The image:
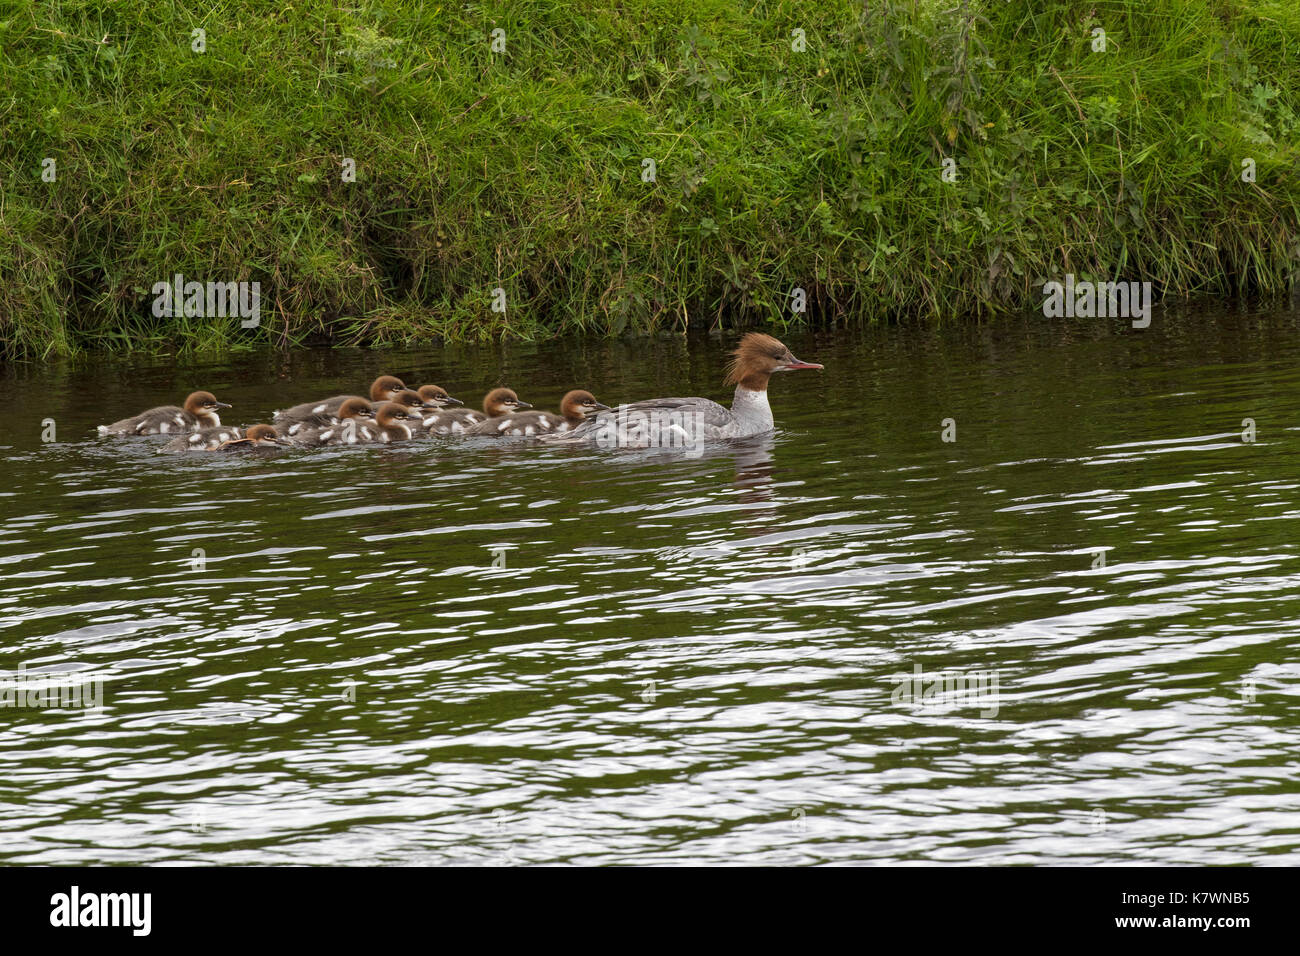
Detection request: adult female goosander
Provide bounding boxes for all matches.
[466,389,609,437]
[279,396,375,437]
[545,333,821,446]
[158,423,288,453]
[274,375,409,423]
[98,391,231,436]
[421,387,531,436]
[292,402,416,446]
[416,384,464,409]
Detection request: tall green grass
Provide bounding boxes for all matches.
[1,0,1297,358]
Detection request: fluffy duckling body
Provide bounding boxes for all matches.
[99,391,230,436]
[279,397,374,437]
[289,398,373,447]
[159,423,287,453]
[274,375,408,423]
[422,388,530,436]
[292,402,416,446]
[466,390,608,437]
[351,402,419,443]
[158,425,243,453]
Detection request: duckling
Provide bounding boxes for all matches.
[416,384,464,409]
[274,375,408,423]
[215,424,290,451]
[290,398,378,446]
[358,402,420,443]
[370,389,436,415]
[158,423,288,453]
[279,396,374,437]
[292,402,416,446]
[158,425,244,453]
[466,390,609,437]
[98,391,231,436]
[422,387,531,436]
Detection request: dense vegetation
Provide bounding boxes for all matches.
[1,0,1298,357]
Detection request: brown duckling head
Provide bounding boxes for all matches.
[417,384,463,408]
[183,391,232,415]
[389,389,434,411]
[368,375,408,402]
[559,390,609,422]
[373,402,417,428]
[337,397,376,420]
[483,388,531,417]
[243,424,288,446]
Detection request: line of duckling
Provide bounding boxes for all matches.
[97,376,609,453]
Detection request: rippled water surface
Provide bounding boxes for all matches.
[3,305,1300,865]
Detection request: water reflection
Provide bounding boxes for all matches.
[729,435,777,496]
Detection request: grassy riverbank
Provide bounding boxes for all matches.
[2,0,1298,358]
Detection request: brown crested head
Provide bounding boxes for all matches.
[184,391,231,414]
[483,387,532,416]
[723,333,823,391]
[244,424,283,444]
[368,375,407,401]
[418,384,463,407]
[374,401,414,426]
[337,397,375,420]
[559,390,610,422]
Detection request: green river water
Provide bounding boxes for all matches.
[2,303,1298,864]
